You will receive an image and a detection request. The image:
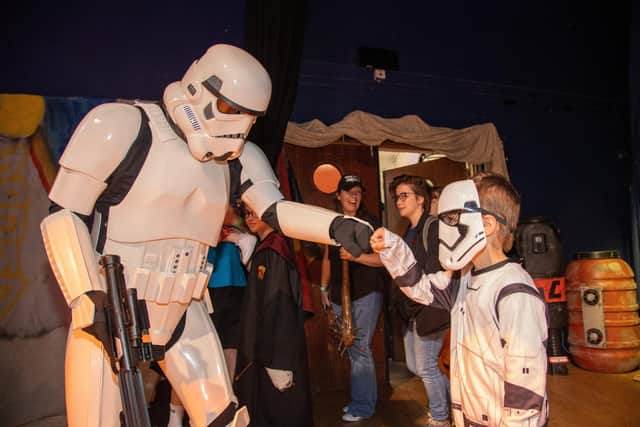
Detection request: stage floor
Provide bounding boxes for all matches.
[311,361,640,427]
[24,361,640,426]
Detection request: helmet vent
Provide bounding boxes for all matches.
[183,105,201,131]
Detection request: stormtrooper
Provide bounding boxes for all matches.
[40,44,372,427]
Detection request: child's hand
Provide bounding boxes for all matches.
[265,367,293,391]
[220,226,232,239]
[370,227,387,253]
[339,247,357,261]
[224,231,257,266]
[222,227,241,244]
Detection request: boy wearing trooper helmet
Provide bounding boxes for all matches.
[370,173,549,427]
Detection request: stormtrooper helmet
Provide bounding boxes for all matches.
[164,44,272,161]
[437,179,487,270]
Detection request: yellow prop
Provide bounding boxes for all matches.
[0,94,46,138]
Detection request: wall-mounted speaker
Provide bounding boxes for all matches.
[357,47,399,70]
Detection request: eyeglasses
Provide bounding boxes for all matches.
[392,192,416,202]
[438,207,507,227]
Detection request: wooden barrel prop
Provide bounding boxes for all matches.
[565,250,640,373]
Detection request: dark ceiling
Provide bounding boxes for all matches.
[0,1,630,101]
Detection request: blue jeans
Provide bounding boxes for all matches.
[403,322,450,421]
[332,291,382,418]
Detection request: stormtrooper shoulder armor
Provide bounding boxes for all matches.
[49,103,143,215]
[237,141,283,216]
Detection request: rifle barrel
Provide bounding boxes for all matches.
[101,254,152,427]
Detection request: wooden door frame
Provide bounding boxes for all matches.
[284,140,389,396]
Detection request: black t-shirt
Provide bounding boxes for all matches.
[328,213,387,304]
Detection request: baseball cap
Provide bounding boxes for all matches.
[338,175,365,192]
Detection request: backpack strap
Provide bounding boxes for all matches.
[228,158,242,202]
[421,215,438,257]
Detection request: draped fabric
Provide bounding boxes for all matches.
[0,95,74,338]
[244,0,308,168]
[285,110,510,178]
[0,94,69,425]
[0,137,68,337]
[244,1,313,318]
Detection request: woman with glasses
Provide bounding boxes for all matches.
[389,175,452,427]
[320,175,387,423]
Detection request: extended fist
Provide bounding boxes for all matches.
[329,216,373,258]
[369,227,387,253]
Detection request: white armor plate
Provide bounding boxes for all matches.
[106,103,228,246]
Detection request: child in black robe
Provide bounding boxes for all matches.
[234,206,313,427]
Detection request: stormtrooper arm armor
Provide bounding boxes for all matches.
[42,102,142,329]
[238,141,373,256]
[376,227,453,306]
[499,292,549,425]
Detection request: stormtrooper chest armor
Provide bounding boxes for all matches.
[106,103,228,247]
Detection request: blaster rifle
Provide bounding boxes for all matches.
[101,254,153,427]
